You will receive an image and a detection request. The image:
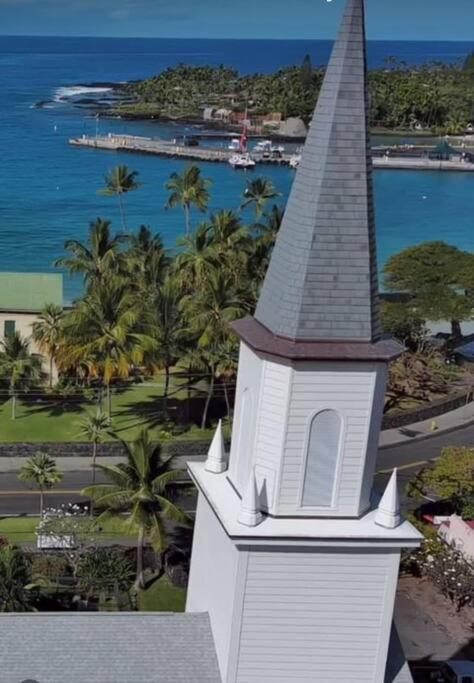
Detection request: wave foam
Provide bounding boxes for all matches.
[54,85,113,102]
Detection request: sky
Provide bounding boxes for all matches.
[1,0,474,40]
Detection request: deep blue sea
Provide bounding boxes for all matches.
[1,36,474,301]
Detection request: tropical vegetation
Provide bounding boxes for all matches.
[82,429,188,589]
[110,57,474,133]
[18,452,63,517]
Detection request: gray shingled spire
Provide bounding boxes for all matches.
[255,0,381,343]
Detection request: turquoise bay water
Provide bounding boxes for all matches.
[1,37,474,301]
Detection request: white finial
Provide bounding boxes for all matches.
[238,468,263,527]
[205,420,227,474]
[375,469,401,529]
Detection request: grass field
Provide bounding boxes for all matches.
[0,515,135,544]
[138,575,186,612]
[0,373,228,443]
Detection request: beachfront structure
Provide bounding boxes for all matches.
[1,1,421,681]
[186,0,420,681]
[0,272,63,381]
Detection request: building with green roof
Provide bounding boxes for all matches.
[0,272,63,380]
[0,272,63,313]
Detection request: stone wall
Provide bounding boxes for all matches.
[381,390,473,430]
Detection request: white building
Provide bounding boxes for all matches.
[0,1,421,681]
[186,0,421,681]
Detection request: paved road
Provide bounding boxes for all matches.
[0,470,197,516]
[1,422,473,516]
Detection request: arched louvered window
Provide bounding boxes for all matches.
[302,410,342,508]
[236,388,253,489]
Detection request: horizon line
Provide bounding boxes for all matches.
[1,34,473,44]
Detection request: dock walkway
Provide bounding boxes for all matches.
[70,134,474,172]
[70,134,292,164]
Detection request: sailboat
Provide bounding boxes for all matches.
[228,115,256,169]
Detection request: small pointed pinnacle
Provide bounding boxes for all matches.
[375,469,401,529]
[205,419,227,474]
[238,468,263,527]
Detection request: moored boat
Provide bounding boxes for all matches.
[228,153,256,169]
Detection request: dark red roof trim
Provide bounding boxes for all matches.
[232,317,403,362]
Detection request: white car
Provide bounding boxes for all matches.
[432,661,474,683]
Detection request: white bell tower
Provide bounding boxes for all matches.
[186,1,421,681]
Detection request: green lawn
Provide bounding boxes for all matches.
[138,575,186,612]
[0,373,227,443]
[0,516,135,544]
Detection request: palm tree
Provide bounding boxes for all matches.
[181,271,249,428]
[207,210,250,282]
[78,409,111,491]
[0,545,34,612]
[82,429,188,589]
[165,165,212,236]
[174,222,217,288]
[241,177,280,218]
[18,452,62,518]
[55,218,127,288]
[99,165,141,232]
[60,279,156,418]
[0,333,42,419]
[152,276,186,402]
[32,303,63,388]
[181,270,250,348]
[126,226,170,291]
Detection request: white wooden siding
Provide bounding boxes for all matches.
[359,365,388,514]
[186,494,240,681]
[228,343,263,492]
[278,362,377,516]
[253,360,292,511]
[235,548,396,683]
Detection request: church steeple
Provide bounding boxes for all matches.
[187,2,421,681]
[255,0,380,343]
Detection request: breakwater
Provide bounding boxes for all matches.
[71,134,474,172]
[70,134,293,165]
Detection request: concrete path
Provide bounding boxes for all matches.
[379,399,474,449]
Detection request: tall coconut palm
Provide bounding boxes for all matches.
[32,304,64,388]
[181,271,249,428]
[181,269,250,348]
[55,218,127,288]
[207,210,250,282]
[165,165,212,236]
[126,226,171,295]
[61,279,156,418]
[152,276,186,402]
[18,452,62,518]
[0,333,42,419]
[175,222,217,288]
[99,165,141,232]
[78,409,111,489]
[82,429,188,589]
[241,177,280,218]
[0,545,34,612]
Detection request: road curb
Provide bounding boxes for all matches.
[379,415,474,450]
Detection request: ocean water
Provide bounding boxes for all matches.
[1,36,474,301]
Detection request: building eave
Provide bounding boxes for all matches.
[232,316,403,363]
[189,462,422,547]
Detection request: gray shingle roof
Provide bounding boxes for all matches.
[255,0,381,343]
[0,612,221,683]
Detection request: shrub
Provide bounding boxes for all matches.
[77,547,134,597]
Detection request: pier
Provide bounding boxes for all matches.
[70,134,474,172]
[69,134,293,165]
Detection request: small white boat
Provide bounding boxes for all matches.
[228,138,241,151]
[228,153,256,169]
[254,139,285,156]
[289,151,302,169]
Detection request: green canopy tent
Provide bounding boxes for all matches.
[429,139,460,160]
